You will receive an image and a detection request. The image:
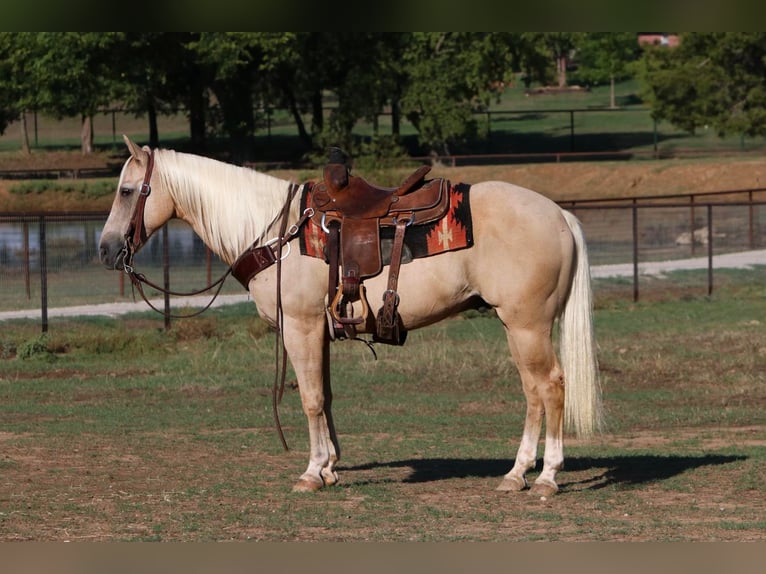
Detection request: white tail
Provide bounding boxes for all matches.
[559,210,602,438]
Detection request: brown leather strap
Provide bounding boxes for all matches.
[375,216,408,343]
[273,183,301,452]
[125,266,231,319]
[127,149,155,254]
[231,245,279,289]
[230,184,311,290]
[387,217,409,292]
[327,221,340,303]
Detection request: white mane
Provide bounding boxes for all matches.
[153,149,295,264]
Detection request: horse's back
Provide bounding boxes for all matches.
[361,180,576,330]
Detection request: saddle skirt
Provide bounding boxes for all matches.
[300,181,473,272]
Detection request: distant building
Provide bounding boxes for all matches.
[638,33,680,47]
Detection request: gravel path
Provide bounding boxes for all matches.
[2,249,765,321]
[589,249,766,278]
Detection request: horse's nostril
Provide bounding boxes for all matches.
[99,245,112,266]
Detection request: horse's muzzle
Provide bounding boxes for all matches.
[98,237,126,270]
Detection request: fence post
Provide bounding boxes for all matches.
[632,200,639,302]
[38,216,48,333]
[707,205,713,296]
[163,225,171,331]
[207,248,212,286]
[23,221,31,299]
[569,110,575,151]
[748,190,754,249]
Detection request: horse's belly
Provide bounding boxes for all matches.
[359,250,476,330]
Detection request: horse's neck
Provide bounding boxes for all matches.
[159,151,293,265]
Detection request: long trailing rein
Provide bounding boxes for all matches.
[120,149,310,451]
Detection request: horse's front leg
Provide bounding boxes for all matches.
[282,316,339,492]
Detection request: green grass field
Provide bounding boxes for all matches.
[0,269,764,541]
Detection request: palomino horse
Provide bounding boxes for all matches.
[99,136,601,496]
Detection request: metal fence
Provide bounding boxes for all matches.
[1,190,765,331]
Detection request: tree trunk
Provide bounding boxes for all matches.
[286,92,312,149]
[80,115,94,154]
[188,80,207,152]
[391,97,401,137]
[214,76,255,163]
[148,101,159,148]
[609,75,616,109]
[557,56,567,87]
[311,89,323,136]
[19,110,30,155]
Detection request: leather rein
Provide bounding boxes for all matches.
[119,150,309,319]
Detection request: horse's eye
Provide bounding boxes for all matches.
[120,187,133,197]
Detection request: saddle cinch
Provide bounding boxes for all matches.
[310,153,449,345]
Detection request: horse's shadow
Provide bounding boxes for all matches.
[341,454,747,492]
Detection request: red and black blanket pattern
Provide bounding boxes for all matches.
[299,182,473,265]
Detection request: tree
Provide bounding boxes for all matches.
[541,33,578,87]
[0,35,17,138]
[640,33,766,137]
[307,33,409,155]
[399,32,510,159]
[188,33,299,161]
[498,33,555,88]
[0,32,46,153]
[110,33,201,150]
[32,33,120,154]
[575,33,642,108]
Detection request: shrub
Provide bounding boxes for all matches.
[18,334,55,361]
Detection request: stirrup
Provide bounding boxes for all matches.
[329,283,369,325]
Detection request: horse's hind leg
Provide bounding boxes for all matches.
[496,325,565,497]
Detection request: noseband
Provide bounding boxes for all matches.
[121,149,155,270]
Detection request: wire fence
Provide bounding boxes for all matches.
[1,190,765,331]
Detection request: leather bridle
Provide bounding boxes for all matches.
[118,148,234,318]
[121,149,155,271]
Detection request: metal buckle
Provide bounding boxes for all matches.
[265,237,291,260]
[392,214,415,227]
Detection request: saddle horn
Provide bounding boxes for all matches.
[327,146,350,166]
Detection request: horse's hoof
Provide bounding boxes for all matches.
[292,477,324,493]
[496,475,528,492]
[529,480,558,498]
[321,468,339,486]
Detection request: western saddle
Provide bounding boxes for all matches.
[310,148,449,345]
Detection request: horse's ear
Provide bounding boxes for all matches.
[122,134,149,163]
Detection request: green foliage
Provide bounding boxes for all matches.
[4,32,766,160]
[400,32,507,156]
[0,339,16,359]
[640,32,766,137]
[17,333,54,361]
[10,179,115,198]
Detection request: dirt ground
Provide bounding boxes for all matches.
[2,150,766,211]
[1,422,764,541]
